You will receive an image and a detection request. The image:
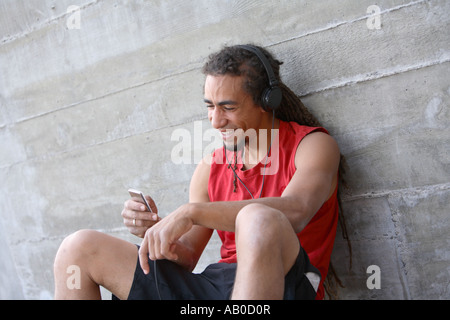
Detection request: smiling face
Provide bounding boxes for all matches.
[204,74,271,151]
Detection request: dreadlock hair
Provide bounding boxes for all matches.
[202,44,352,299]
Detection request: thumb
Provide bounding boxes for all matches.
[144,195,158,213]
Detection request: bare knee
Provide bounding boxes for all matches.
[236,203,287,229]
[54,229,102,269]
[54,229,105,299]
[235,204,288,245]
[58,229,102,253]
[235,204,299,270]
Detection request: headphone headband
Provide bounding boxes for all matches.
[237,45,279,87]
[236,45,282,111]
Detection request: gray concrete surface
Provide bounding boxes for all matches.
[0,0,448,299]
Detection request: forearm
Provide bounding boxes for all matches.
[173,226,213,272]
[169,240,197,272]
[188,196,311,233]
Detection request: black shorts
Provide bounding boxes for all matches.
[126,245,320,300]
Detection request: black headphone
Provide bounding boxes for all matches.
[237,45,283,111]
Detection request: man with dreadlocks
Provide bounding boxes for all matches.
[54,44,341,300]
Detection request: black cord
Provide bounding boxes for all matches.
[153,259,162,300]
[152,111,275,300]
[225,110,275,199]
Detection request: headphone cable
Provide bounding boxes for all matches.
[153,259,162,300]
[224,110,276,199]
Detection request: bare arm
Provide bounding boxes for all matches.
[139,156,213,273]
[139,132,340,273]
[187,132,340,233]
[173,156,214,270]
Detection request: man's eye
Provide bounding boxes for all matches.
[223,107,235,111]
[206,105,214,109]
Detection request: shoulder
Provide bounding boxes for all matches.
[280,120,336,155]
[294,131,340,170]
[283,121,328,137]
[279,121,335,163]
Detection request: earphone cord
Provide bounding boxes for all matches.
[154,259,162,300]
[225,110,275,199]
[153,111,275,300]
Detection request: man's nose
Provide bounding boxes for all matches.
[209,107,227,129]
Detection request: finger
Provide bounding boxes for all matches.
[152,229,163,260]
[139,236,150,274]
[125,198,160,221]
[130,227,147,238]
[124,217,147,229]
[142,226,157,261]
[144,195,158,214]
[122,208,157,222]
[157,227,179,261]
[125,199,147,212]
[169,243,179,261]
[160,239,178,261]
[134,211,160,222]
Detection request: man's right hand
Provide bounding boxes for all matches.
[122,195,160,238]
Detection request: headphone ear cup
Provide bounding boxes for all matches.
[262,86,282,111]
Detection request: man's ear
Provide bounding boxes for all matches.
[259,105,268,113]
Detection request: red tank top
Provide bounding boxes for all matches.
[207,120,338,300]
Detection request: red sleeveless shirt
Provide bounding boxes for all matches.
[207,120,339,300]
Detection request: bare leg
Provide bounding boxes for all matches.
[232,203,300,300]
[54,229,138,300]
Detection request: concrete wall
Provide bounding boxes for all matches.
[0,0,448,299]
